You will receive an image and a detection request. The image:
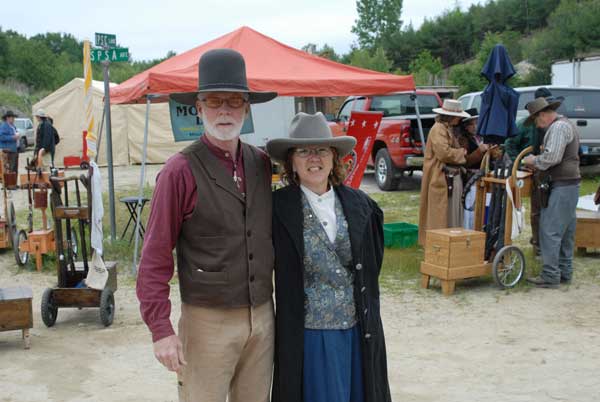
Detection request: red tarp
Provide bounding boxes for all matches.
[110,26,415,104]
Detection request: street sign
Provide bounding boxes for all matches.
[95,32,116,48]
[91,48,130,63]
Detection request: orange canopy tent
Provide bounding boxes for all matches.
[110,26,414,104]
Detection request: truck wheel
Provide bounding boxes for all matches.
[375,149,399,191]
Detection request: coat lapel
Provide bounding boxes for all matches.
[274,185,304,259]
[195,141,245,203]
[335,186,370,265]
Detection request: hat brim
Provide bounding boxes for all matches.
[524,100,562,126]
[462,115,479,122]
[170,88,277,105]
[432,108,470,118]
[266,136,357,163]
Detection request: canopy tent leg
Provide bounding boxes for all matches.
[132,95,155,275]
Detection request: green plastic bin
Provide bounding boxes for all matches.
[383,222,418,248]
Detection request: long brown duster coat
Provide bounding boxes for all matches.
[418,121,466,245]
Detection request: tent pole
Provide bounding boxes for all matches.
[132,94,155,275]
[411,92,426,154]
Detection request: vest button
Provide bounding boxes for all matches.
[250,275,255,282]
[356,263,363,270]
[365,333,371,339]
[249,253,254,260]
[247,230,252,237]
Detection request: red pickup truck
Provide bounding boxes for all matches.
[329,91,442,190]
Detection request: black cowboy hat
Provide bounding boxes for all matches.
[170,48,277,105]
[523,87,565,110]
[2,110,17,120]
[462,108,479,123]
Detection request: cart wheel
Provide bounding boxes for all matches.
[492,245,526,289]
[80,161,89,170]
[14,229,29,266]
[68,226,79,258]
[99,288,115,327]
[8,201,17,233]
[41,288,58,327]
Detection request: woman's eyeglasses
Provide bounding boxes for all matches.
[294,147,332,158]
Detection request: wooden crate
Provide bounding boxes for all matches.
[424,228,486,268]
[421,261,491,295]
[575,210,600,252]
[0,286,33,349]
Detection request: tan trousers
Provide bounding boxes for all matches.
[177,300,274,402]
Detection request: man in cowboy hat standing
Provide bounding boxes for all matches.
[505,88,564,256]
[33,109,56,168]
[523,96,580,288]
[0,110,20,173]
[136,48,277,402]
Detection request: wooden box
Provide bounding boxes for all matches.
[0,286,33,349]
[575,210,600,251]
[424,228,486,268]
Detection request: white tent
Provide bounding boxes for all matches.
[32,78,187,167]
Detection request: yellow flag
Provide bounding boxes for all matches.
[83,40,96,158]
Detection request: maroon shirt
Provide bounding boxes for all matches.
[136,135,254,342]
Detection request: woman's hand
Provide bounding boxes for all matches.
[478,143,489,153]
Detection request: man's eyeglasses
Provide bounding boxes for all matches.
[200,96,248,109]
[294,147,332,158]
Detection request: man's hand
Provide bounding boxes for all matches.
[153,334,187,373]
[523,154,536,168]
[478,143,489,153]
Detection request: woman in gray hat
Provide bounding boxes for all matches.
[267,112,391,402]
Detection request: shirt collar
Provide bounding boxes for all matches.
[201,134,242,162]
[300,184,335,202]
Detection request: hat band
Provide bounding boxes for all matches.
[198,82,250,92]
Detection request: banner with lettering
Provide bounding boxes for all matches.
[343,111,383,189]
[168,99,254,142]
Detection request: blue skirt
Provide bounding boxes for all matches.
[303,326,365,402]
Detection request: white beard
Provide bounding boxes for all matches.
[201,111,244,141]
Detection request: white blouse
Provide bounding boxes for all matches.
[300,184,337,243]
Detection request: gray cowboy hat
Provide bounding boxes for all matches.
[2,110,17,120]
[433,99,470,118]
[35,109,48,117]
[524,97,562,126]
[170,48,277,105]
[462,108,479,123]
[266,112,356,163]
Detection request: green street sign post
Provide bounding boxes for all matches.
[95,32,116,48]
[90,47,130,63]
[92,32,126,242]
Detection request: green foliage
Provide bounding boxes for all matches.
[409,50,443,85]
[352,0,403,49]
[450,32,524,95]
[301,43,340,62]
[349,47,393,72]
[0,28,175,114]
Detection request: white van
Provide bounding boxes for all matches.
[458,86,600,164]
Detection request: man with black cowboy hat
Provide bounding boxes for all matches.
[136,48,277,402]
[523,96,580,288]
[0,110,20,173]
[505,87,564,255]
[33,109,56,169]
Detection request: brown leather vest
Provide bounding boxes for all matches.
[176,140,273,308]
[548,117,581,183]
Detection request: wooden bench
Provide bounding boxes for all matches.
[0,286,33,349]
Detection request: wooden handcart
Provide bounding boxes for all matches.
[421,146,533,294]
[41,172,117,327]
[0,151,20,263]
[15,165,58,271]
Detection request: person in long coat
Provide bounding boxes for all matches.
[267,112,391,402]
[418,99,469,245]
